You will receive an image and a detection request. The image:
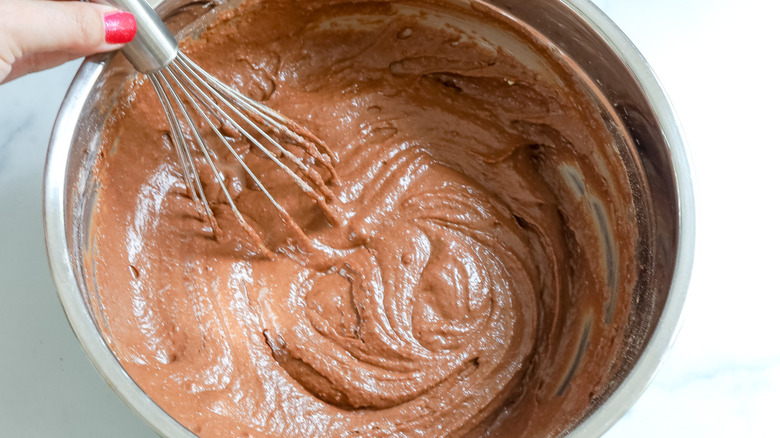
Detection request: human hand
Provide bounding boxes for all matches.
[0,0,136,84]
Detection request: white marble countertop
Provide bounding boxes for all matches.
[1,0,778,436]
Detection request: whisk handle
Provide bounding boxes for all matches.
[92,0,178,73]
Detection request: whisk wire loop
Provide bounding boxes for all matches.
[155,66,273,255]
[143,50,340,254]
[171,58,340,224]
[149,74,216,231]
[179,54,337,165]
[165,60,312,247]
[172,58,320,198]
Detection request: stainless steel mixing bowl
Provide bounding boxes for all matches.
[44,0,694,436]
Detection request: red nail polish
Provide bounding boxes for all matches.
[104,11,137,44]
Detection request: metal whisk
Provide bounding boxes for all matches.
[96,0,338,255]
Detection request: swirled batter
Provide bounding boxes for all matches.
[88,0,638,436]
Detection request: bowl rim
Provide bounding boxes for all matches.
[44,57,197,437]
[44,0,694,436]
[558,1,695,436]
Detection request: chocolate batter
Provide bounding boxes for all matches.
[88,0,638,436]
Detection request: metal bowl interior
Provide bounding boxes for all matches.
[44,0,694,436]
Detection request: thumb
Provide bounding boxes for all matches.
[3,0,136,55]
[0,0,136,82]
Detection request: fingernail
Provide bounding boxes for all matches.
[104,11,137,44]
